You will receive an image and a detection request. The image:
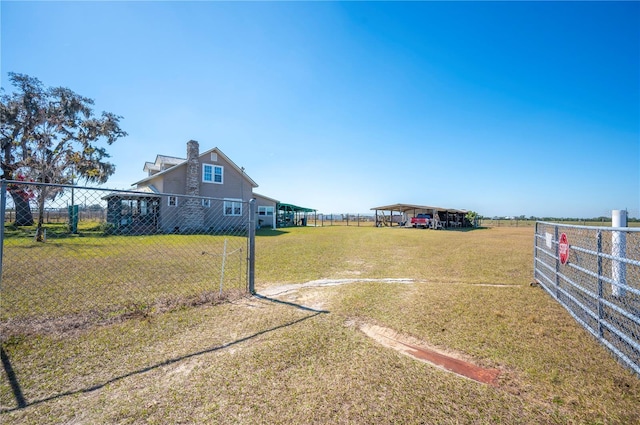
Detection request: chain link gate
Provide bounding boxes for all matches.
[0,180,255,337]
[533,221,640,376]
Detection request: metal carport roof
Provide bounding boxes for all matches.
[370,204,467,214]
[277,203,316,213]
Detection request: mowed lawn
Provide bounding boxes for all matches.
[1,225,638,424]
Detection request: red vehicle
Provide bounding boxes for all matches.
[410,213,432,229]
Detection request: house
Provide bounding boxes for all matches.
[253,193,278,230]
[105,140,274,234]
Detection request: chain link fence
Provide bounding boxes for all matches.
[533,221,640,376]
[312,213,376,227]
[0,180,255,338]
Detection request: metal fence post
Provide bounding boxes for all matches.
[0,180,6,291]
[248,198,256,294]
[596,230,603,338]
[533,221,537,277]
[611,210,627,297]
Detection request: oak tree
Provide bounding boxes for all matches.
[0,73,127,240]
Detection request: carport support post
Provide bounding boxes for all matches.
[611,209,627,297]
[248,198,256,294]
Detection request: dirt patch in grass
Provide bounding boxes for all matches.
[357,322,501,385]
[260,278,504,386]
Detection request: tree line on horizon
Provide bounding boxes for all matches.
[481,215,639,223]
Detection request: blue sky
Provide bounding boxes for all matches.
[1,1,638,218]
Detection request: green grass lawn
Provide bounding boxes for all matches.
[1,226,638,424]
[1,232,248,321]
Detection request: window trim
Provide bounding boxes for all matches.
[203,163,223,184]
[258,206,274,216]
[223,198,243,216]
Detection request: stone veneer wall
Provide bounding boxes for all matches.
[180,140,205,232]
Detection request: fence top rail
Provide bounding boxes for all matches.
[536,221,640,232]
[1,179,249,204]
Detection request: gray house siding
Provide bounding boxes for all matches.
[132,141,259,233]
[253,193,278,229]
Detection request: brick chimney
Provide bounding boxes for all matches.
[186,140,200,197]
[181,140,205,232]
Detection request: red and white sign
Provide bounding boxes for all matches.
[558,233,570,265]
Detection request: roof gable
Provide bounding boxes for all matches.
[133,146,258,188]
[143,155,185,174]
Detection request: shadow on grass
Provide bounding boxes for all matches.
[253,293,330,314]
[401,226,489,232]
[255,228,289,237]
[445,226,490,232]
[1,347,26,410]
[0,298,328,414]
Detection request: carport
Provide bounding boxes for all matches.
[277,203,316,228]
[370,203,469,228]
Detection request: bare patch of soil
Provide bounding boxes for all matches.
[357,323,501,386]
[259,279,501,386]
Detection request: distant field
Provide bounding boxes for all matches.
[479,218,640,228]
[1,225,638,424]
[283,216,640,229]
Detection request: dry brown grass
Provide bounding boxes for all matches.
[1,225,638,424]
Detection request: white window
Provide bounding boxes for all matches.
[203,164,223,184]
[224,199,242,216]
[258,206,274,216]
[202,199,211,208]
[168,196,178,207]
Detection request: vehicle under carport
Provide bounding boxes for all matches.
[370,203,470,229]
